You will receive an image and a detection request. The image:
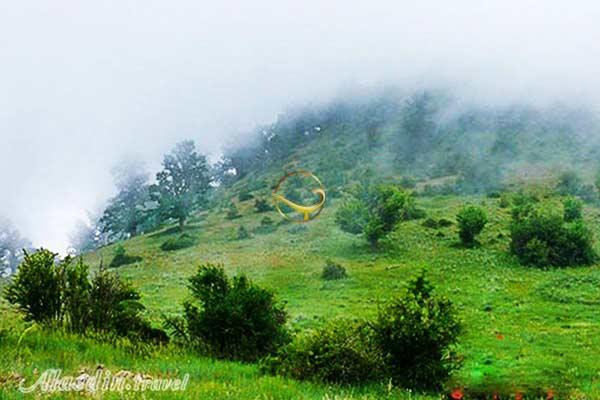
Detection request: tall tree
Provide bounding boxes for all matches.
[100,160,152,239]
[0,217,32,276]
[151,140,212,231]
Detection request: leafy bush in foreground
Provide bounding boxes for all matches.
[172,264,289,361]
[456,205,487,245]
[236,225,250,240]
[563,197,583,222]
[373,271,461,390]
[321,260,348,280]
[264,319,384,384]
[4,249,62,324]
[4,250,165,341]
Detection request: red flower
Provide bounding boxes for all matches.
[496,334,505,340]
[547,390,555,399]
[515,392,523,400]
[450,388,464,400]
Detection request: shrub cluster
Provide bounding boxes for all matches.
[109,244,142,268]
[267,272,460,390]
[321,260,348,280]
[510,201,596,267]
[335,184,423,247]
[254,198,274,213]
[563,196,583,222]
[456,205,487,245]
[225,203,242,220]
[160,233,197,251]
[168,264,289,361]
[237,225,250,240]
[4,249,164,341]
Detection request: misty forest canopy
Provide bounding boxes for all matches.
[66,88,600,252]
[0,216,32,276]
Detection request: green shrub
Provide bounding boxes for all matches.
[261,216,274,225]
[172,264,289,361]
[5,251,165,341]
[160,233,197,251]
[264,320,384,384]
[422,217,439,229]
[556,170,582,196]
[438,218,454,227]
[510,207,596,267]
[254,198,274,213]
[254,217,277,235]
[237,225,250,240]
[456,205,487,245]
[4,249,62,324]
[563,197,583,222]
[336,184,420,247]
[225,203,242,220]
[499,193,511,208]
[238,189,254,202]
[372,271,461,390]
[321,260,348,280]
[109,244,142,268]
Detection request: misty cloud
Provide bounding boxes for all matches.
[2,0,600,251]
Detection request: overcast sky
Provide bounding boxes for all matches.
[2,0,600,252]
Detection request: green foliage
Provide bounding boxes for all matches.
[100,167,152,240]
[499,193,511,208]
[555,170,582,196]
[174,264,289,361]
[372,271,461,390]
[238,189,254,202]
[456,205,488,245]
[254,198,274,213]
[4,249,62,323]
[226,203,242,220]
[336,184,420,247]
[563,196,583,222]
[510,205,596,267]
[4,251,163,341]
[160,233,197,251]
[321,260,348,280]
[109,244,142,268]
[237,225,250,240]
[150,140,212,231]
[438,218,453,227]
[264,320,384,384]
[422,217,439,229]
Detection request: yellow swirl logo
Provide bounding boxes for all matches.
[272,170,326,222]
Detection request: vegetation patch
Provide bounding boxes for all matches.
[109,244,142,268]
[160,233,197,251]
[537,273,600,305]
[321,260,348,280]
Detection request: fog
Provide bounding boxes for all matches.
[2,0,600,252]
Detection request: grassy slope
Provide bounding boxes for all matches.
[2,194,600,398]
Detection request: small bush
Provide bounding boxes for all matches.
[456,205,487,245]
[372,271,461,390]
[225,203,242,220]
[510,207,596,267]
[422,217,439,229]
[287,224,308,235]
[254,217,277,235]
[563,197,583,222]
[238,190,254,202]
[254,198,274,213]
[499,193,511,208]
[160,233,197,251]
[336,184,420,247]
[264,320,384,384]
[4,249,62,324]
[171,264,289,361]
[321,260,348,280]
[438,218,454,227]
[109,244,142,268]
[237,225,250,240]
[261,216,274,226]
[556,170,582,196]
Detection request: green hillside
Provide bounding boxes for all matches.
[2,91,600,398]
